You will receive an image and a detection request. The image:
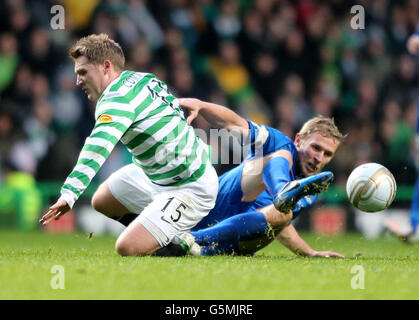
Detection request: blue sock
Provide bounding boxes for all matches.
[191,211,269,251]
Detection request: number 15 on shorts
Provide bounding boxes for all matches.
[161,197,187,224]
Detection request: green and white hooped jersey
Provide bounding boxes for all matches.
[60,71,211,208]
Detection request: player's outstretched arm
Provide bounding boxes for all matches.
[179,98,249,133]
[276,224,344,258]
[39,108,133,227]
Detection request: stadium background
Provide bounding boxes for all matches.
[0,0,417,238]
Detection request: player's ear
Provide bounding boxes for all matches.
[103,60,112,73]
[295,133,301,147]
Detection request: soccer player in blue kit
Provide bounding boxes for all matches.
[155,98,346,258]
[387,24,419,243]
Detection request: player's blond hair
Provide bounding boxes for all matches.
[299,116,346,143]
[69,33,125,71]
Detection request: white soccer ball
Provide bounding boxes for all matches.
[346,163,397,212]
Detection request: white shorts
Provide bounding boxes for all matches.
[107,163,218,246]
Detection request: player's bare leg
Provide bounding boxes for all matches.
[91,182,139,227]
[115,221,161,256]
[91,182,130,217]
[258,204,292,230]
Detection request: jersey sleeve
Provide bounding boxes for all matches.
[245,120,270,158]
[59,104,135,208]
[245,120,295,159]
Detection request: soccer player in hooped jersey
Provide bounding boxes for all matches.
[39,34,219,256]
[156,98,346,257]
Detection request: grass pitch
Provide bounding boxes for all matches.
[0,230,417,300]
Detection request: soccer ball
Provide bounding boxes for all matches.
[346,163,397,212]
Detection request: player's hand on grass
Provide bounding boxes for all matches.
[39,199,70,225]
[178,98,201,125]
[311,250,345,259]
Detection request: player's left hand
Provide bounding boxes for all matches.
[311,250,345,258]
[39,199,70,226]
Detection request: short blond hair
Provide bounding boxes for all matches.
[69,33,125,71]
[299,116,346,143]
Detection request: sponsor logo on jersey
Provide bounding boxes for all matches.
[97,114,113,124]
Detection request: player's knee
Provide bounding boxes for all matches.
[91,183,115,215]
[91,193,101,212]
[115,240,132,256]
[91,186,106,213]
[115,238,146,257]
[92,183,131,217]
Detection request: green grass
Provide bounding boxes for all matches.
[0,230,417,300]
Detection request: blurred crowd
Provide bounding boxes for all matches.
[0,0,418,194]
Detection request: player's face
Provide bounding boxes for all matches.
[74,56,106,101]
[295,132,339,176]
